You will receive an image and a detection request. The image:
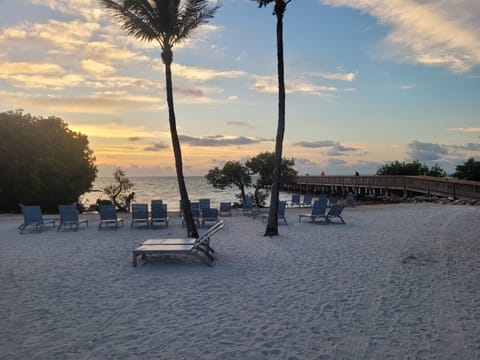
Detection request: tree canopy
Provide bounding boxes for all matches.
[246,151,297,186]
[205,161,252,202]
[103,167,135,211]
[0,110,97,212]
[205,152,297,206]
[376,160,446,177]
[452,158,480,181]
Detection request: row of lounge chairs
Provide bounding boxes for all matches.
[18,204,88,233]
[18,200,230,233]
[290,193,355,208]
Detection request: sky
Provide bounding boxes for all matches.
[0,0,479,177]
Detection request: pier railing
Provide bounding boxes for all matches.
[290,175,480,201]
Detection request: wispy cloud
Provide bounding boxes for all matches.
[171,64,247,82]
[179,134,269,147]
[143,143,169,152]
[398,84,416,90]
[451,143,480,151]
[449,127,480,133]
[294,140,358,157]
[226,121,255,128]
[319,0,480,74]
[310,71,357,82]
[252,75,341,96]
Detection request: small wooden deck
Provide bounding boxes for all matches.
[282,176,480,201]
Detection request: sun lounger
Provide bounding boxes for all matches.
[298,199,327,223]
[219,202,232,216]
[18,204,57,234]
[290,194,301,207]
[199,198,210,211]
[98,204,123,230]
[345,193,355,207]
[325,204,346,224]
[261,200,288,225]
[242,198,255,215]
[57,204,88,231]
[182,202,200,227]
[132,220,224,267]
[131,203,149,229]
[201,207,219,228]
[301,194,313,207]
[150,202,169,228]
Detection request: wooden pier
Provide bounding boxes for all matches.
[282,175,480,201]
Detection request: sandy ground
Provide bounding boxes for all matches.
[1,203,479,359]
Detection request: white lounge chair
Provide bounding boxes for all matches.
[132,220,224,267]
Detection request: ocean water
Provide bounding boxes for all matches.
[80,176,292,211]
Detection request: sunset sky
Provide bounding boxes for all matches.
[1,0,479,177]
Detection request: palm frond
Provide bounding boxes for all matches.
[99,0,221,49]
[99,0,161,43]
[175,0,221,45]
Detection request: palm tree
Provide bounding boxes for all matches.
[99,0,220,237]
[254,0,291,236]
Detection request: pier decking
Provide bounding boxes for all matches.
[283,176,480,201]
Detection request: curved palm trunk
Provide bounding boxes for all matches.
[163,48,198,238]
[264,1,286,237]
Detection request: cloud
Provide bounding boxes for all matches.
[143,143,169,152]
[451,143,480,151]
[294,140,358,154]
[30,0,105,21]
[226,121,254,128]
[0,90,164,114]
[128,137,142,142]
[319,0,480,74]
[398,84,416,90]
[407,140,449,161]
[171,63,247,82]
[252,75,340,96]
[310,71,357,82]
[81,59,116,76]
[179,134,268,147]
[448,127,480,133]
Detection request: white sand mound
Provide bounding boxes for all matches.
[1,203,479,359]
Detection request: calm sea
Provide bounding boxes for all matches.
[81,176,293,211]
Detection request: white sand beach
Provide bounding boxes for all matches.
[1,203,480,359]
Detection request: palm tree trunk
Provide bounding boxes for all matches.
[264,0,286,237]
[163,48,198,238]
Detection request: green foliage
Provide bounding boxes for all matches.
[245,152,296,207]
[205,161,251,201]
[205,152,297,207]
[452,158,480,181]
[245,151,297,186]
[376,160,446,177]
[103,168,135,211]
[0,110,97,212]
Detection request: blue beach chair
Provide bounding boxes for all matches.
[57,204,88,231]
[298,199,328,223]
[98,204,123,230]
[262,200,288,225]
[131,203,149,229]
[150,202,169,228]
[19,204,57,234]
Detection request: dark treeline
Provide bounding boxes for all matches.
[0,110,97,213]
